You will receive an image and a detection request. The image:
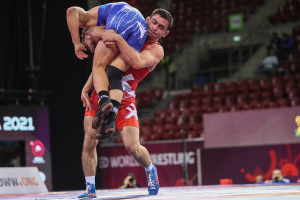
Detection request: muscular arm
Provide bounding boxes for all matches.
[103,30,164,69]
[66,7,90,45]
[83,72,94,93]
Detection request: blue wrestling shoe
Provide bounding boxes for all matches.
[145,165,159,195]
[77,182,97,199]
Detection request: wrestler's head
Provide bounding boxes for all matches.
[81,28,96,53]
[146,8,173,40]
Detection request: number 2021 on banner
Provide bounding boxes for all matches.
[0,116,35,131]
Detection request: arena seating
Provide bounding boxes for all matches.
[135,74,300,143]
[268,0,300,24]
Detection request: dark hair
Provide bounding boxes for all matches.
[81,28,88,47]
[126,173,136,179]
[151,8,173,30]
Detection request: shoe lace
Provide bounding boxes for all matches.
[147,172,156,189]
[85,184,93,194]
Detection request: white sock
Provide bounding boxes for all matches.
[145,163,153,172]
[85,176,95,184]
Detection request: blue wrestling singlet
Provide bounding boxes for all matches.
[97,2,148,53]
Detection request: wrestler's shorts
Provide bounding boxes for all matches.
[84,90,139,132]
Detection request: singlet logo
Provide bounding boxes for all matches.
[122,74,135,100]
[125,103,138,120]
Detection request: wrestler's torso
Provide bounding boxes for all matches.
[120,42,160,106]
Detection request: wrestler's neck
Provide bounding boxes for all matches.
[145,38,158,44]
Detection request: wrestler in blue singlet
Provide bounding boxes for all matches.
[97,2,148,53]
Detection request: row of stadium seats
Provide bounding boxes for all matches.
[135,88,164,109]
[268,0,300,24]
[190,75,300,95]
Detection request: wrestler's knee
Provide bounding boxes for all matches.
[124,143,140,156]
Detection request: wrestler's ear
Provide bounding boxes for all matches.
[85,30,90,37]
[162,30,169,38]
[146,16,151,23]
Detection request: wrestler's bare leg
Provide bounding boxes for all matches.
[82,116,99,176]
[92,41,119,94]
[120,126,151,167]
[91,41,119,129]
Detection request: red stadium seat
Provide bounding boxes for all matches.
[168,109,180,118]
[224,82,237,94]
[173,131,183,140]
[191,91,202,98]
[190,98,202,107]
[271,77,283,86]
[152,125,165,134]
[215,104,229,113]
[203,83,214,96]
[277,98,289,107]
[225,95,235,105]
[139,134,149,143]
[179,99,190,108]
[142,118,154,126]
[165,123,178,134]
[259,78,271,91]
[149,133,161,141]
[289,61,300,73]
[153,117,165,125]
[272,87,284,99]
[142,96,152,108]
[288,89,298,99]
[154,109,169,118]
[114,136,123,143]
[262,99,278,108]
[250,100,262,109]
[214,83,226,95]
[161,132,173,140]
[236,80,249,93]
[261,91,271,100]
[168,100,179,109]
[202,96,213,105]
[236,94,247,104]
[136,91,145,98]
[186,131,198,139]
[189,106,202,116]
[228,104,240,112]
[213,95,224,105]
[249,93,259,101]
[290,97,300,106]
[247,79,260,92]
[188,114,201,124]
[154,89,164,101]
[191,85,203,92]
[140,126,152,135]
[165,116,177,124]
[144,89,154,98]
[201,105,214,113]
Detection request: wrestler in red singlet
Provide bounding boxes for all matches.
[85,42,160,132]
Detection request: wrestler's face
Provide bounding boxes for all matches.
[146,14,169,40]
[84,31,96,53]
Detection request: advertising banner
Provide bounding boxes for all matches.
[99,139,203,189]
[204,107,300,148]
[201,143,300,185]
[0,167,48,195]
[0,106,52,191]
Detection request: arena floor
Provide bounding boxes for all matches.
[1,184,300,200]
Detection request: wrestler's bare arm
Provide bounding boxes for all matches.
[66,6,99,59]
[102,30,164,69]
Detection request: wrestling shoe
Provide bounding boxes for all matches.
[77,182,97,199]
[95,116,116,141]
[146,165,159,195]
[92,98,113,129]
